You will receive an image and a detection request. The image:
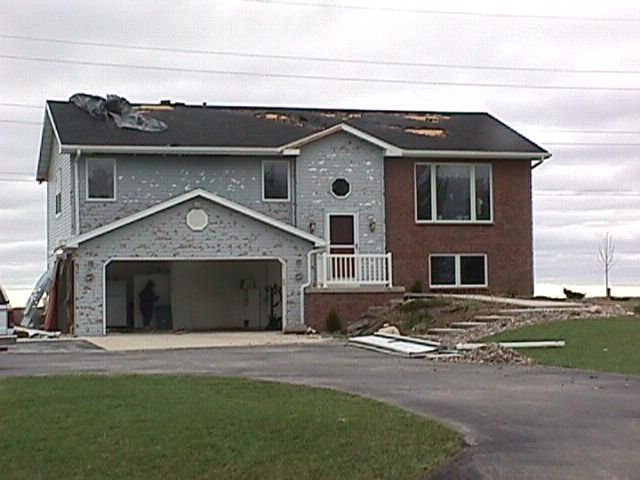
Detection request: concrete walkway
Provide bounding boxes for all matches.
[421,293,585,308]
[82,331,331,352]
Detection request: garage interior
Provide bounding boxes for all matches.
[105,259,283,332]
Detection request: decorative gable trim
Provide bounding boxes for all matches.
[66,188,326,248]
[281,123,403,156]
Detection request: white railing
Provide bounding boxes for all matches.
[317,253,393,287]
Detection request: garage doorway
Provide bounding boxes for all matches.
[104,259,284,333]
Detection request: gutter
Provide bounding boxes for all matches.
[401,149,552,160]
[59,144,296,156]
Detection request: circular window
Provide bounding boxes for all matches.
[186,208,208,231]
[331,178,351,198]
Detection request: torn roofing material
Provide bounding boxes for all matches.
[70,93,168,133]
[45,99,549,154]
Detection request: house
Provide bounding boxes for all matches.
[36,95,550,336]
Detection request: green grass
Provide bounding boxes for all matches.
[0,376,463,480]
[482,316,640,376]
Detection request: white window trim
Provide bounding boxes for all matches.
[86,157,117,202]
[261,160,290,202]
[330,177,352,199]
[429,253,488,288]
[54,168,62,217]
[414,162,493,224]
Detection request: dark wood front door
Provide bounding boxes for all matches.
[328,214,356,254]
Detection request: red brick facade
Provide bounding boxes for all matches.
[305,288,405,331]
[384,158,533,296]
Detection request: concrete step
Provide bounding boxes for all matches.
[427,327,467,335]
[474,315,515,322]
[497,307,592,314]
[450,321,486,328]
[367,306,390,314]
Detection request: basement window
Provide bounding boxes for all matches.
[429,254,487,288]
[86,158,116,201]
[262,160,290,201]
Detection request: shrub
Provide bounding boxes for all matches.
[326,308,342,333]
[633,305,640,316]
[410,279,424,293]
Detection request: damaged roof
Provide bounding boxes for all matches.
[38,99,550,180]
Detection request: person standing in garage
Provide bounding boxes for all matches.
[139,280,159,330]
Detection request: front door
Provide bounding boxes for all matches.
[327,214,357,282]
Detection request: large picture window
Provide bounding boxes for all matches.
[429,254,487,288]
[262,160,290,201]
[415,163,492,222]
[86,158,116,200]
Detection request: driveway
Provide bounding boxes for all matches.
[2,341,638,479]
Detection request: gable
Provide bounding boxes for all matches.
[66,189,325,248]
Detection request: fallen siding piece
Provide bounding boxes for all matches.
[373,332,441,347]
[456,340,565,350]
[348,335,438,358]
[14,326,62,339]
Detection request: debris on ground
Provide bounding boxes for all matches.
[15,326,62,339]
[444,344,536,366]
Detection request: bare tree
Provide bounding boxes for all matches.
[597,233,616,298]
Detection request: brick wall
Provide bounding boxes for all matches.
[305,287,405,331]
[384,158,533,296]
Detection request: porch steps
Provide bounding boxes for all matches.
[450,321,487,329]
[427,327,467,335]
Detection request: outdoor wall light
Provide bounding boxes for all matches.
[308,221,316,234]
[368,216,376,232]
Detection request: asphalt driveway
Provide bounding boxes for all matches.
[2,341,638,479]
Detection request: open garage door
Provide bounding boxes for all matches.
[105,259,283,332]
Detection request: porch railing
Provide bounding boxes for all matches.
[317,253,393,287]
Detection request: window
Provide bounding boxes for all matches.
[429,254,487,287]
[87,158,116,200]
[262,160,289,201]
[415,163,492,222]
[331,178,350,198]
[54,169,62,216]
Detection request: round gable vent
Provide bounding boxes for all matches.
[331,178,351,198]
[186,208,208,231]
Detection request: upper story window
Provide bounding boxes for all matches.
[54,168,62,216]
[86,158,116,201]
[262,160,289,201]
[415,163,492,223]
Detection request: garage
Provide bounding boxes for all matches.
[105,259,284,332]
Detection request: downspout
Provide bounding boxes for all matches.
[73,149,81,235]
[299,246,327,328]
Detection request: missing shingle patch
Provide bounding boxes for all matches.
[404,127,446,137]
[255,112,303,126]
[403,113,451,123]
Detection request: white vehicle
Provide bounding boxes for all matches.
[0,284,16,349]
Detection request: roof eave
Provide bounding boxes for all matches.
[400,150,551,160]
[58,145,288,156]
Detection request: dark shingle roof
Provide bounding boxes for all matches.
[46,101,549,154]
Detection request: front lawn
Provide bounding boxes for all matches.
[0,375,463,480]
[482,316,640,376]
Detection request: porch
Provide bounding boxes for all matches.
[315,252,393,287]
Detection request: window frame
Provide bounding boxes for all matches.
[414,162,493,224]
[261,160,290,202]
[54,168,62,216]
[330,177,351,199]
[86,157,117,202]
[428,253,488,288]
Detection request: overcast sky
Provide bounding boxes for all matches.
[1,0,639,304]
